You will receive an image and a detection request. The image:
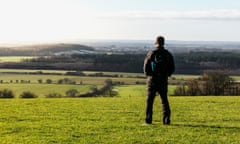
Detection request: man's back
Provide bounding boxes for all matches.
[144,47,175,78]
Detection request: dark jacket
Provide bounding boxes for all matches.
[144,47,175,77]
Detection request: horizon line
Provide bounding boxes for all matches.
[1,39,240,47]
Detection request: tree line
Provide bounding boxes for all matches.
[1,51,240,75]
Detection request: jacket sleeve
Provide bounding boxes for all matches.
[167,53,175,76]
[143,51,153,76]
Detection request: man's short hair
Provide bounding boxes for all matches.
[156,36,165,46]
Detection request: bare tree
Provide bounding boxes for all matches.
[202,71,233,95]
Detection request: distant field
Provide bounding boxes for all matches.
[84,71,145,78]
[0,73,145,85]
[116,85,176,97]
[0,72,146,97]
[173,74,200,80]
[0,97,239,143]
[0,56,35,62]
[0,84,176,98]
[0,69,238,98]
[0,84,93,98]
[0,68,200,80]
[0,68,70,74]
[0,71,177,97]
[232,76,240,81]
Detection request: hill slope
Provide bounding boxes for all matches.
[0,43,96,56]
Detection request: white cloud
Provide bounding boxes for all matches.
[98,10,240,20]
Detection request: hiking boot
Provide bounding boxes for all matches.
[163,116,170,125]
[145,118,152,124]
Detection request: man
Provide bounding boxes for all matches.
[143,36,175,125]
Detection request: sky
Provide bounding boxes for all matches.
[1,0,240,44]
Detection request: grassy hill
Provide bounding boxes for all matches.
[0,96,239,143]
[0,70,239,143]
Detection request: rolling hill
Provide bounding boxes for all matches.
[0,43,96,56]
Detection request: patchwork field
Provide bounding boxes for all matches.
[0,71,145,97]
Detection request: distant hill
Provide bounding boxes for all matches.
[0,43,96,56]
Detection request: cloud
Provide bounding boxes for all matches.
[98,10,240,21]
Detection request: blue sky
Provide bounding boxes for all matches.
[0,0,240,44]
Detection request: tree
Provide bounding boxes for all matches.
[0,89,15,98]
[202,71,233,95]
[174,70,234,96]
[174,85,187,96]
[187,79,202,96]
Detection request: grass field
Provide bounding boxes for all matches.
[0,72,145,98]
[0,68,71,74]
[116,85,176,97]
[0,73,145,84]
[0,56,35,63]
[0,84,93,98]
[0,96,239,144]
[0,83,175,98]
[0,71,147,98]
[0,70,240,143]
[232,76,240,81]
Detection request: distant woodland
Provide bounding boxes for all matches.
[0,43,240,75]
[1,52,240,75]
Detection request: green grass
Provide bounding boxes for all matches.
[116,85,176,97]
[0,84,93,98]
[0,72,145,98]
[0,73,145,85]
[173,74,200,80]
[232,76,240,81]
[84,71,145,78]
[0,84,176,98]
[116,85,146,97]
[0,70,239,143]
[0,96,239,143]
[0,79,175,98]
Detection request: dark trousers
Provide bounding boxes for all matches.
[145,77,171,124]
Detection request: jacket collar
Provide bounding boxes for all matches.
[156,46,164,49]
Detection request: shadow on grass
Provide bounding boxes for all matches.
[172,123,240,130]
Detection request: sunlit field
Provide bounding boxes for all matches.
[0,68,70,74]
[0,56,35,63]
[0,69,240,143]
[0,69,238,98]
[0,70,177,97]
[0,97,239,143]
[232,76,240,81]
[116,85,176,97]
[0,84,92,98]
